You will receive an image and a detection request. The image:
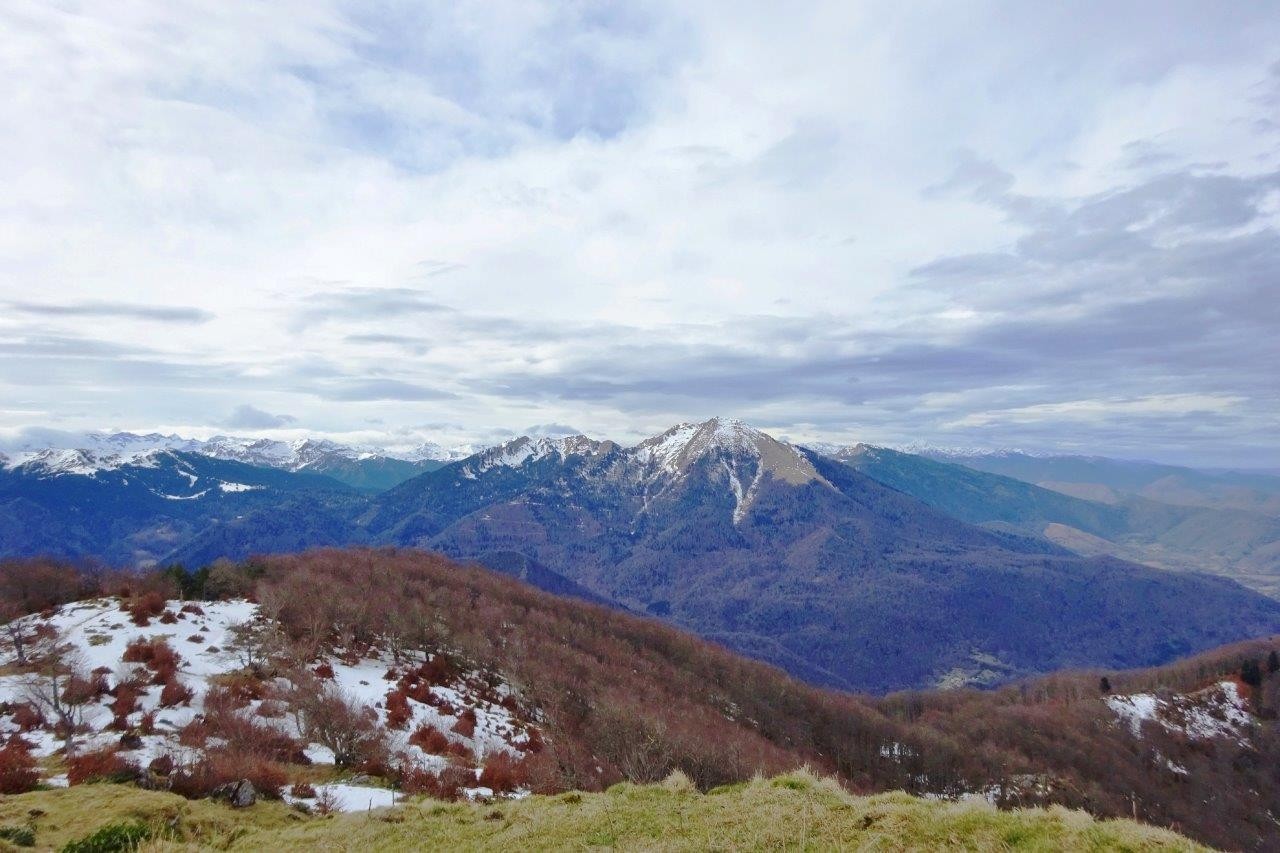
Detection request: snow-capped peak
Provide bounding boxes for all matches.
[634,418,823,484]
[402,441,479,463]
[457,435,612,478]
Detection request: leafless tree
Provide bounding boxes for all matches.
[20,650,92,757]
[225,619,287,676]
[287,676,384,768]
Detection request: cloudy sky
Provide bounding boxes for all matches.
[2,1,1278,465]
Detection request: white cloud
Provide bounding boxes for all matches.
[1,1,1278,466]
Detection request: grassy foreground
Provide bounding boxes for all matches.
[0,771,1206,852]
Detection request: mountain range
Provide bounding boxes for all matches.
[0,433,472,492]
[5,418,1280,694]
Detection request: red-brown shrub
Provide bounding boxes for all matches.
[178,719,209,748]
[148,754,175,776]
[313,662,335,680]
[255,700,285,718]
[187,634,204,644]
[180,603,204,616]
[0,740,39,794]
[212,672,265,703]
[110,685,140,728]
[398,763,475,800]
[67,748,139,785]
[61,675,98,706]
[478,751,527,793]
[521,726,545,754]
[11,703,44,732]
[160,679,194,707]
[169,751,288,799]
[122,637,155,664]
[385,689,411,729]
[450,708,477,738]
[159,610,178,625]
[409,723,451,755]
[290,781,317,798]
[201,698,306,764]
[139,711,157,735]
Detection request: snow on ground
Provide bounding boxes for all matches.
[1106,681,1252,742]
[0,597,536,799]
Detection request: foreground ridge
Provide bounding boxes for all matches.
[0,771,1205,852]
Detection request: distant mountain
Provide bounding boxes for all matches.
[0,450,362,566]
[834,444,1280,598]
[363,418,1280,693]
[8,419,1280,695]
[930,450,1280,518]
[1,431,464,492]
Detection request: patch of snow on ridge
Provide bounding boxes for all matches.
[217,481,262,493]
[460,435,606,477]
[1106,681,1252,742]
[0,598,539,798]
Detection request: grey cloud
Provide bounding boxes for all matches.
[223,404,297,429]
[311,378,455,402]
[8,301,213,323]
[344,333,432,355]
[523,422,583,438]
[293,287,454,329]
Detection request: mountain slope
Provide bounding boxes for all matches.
[0,451,361,566]
[2,550,1265,850]
[934,450,1280,517]
[836,444,1280,597]
[367,419,1280,693]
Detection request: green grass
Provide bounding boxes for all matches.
[0,771,1207,852]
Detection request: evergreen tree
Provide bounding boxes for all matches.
[1242,658,1263,688]
[1268,650,1279,674]
[1099,676,1111,694]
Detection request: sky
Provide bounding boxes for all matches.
[1,1,1278,466]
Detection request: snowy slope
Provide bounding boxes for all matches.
[0,598,537,808]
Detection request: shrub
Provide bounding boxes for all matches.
[121,638,153,664]
[211,672,265,703]
[169,751,287,799]
[409,723,451,755]
[61,820,151,853]
[180,603,205,616]
[158,610,178,625]
[11,704,44,732]
[0,824,34,846]
[0,740,39,794]
[67,748,140,785]
[148,754,174,776]
[159,679,194,707]
[290,781,317,798]
[521,727,545,754]
[138,711,156,735]
[385,689,411,729]
[479,751,527,793]
[109,685,140,725]
[451,708,477,738]
[187,634,204,644]
[398,764,475,800]
[313,663,335,680]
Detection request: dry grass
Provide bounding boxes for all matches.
[0,770,1203,852]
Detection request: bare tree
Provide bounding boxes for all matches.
[21,652,92,757]
[225,619,287,676]
[1,603,31,666]
[287,676,384,768]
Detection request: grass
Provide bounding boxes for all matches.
[0,771,1207,852]
[0,785,299,851]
